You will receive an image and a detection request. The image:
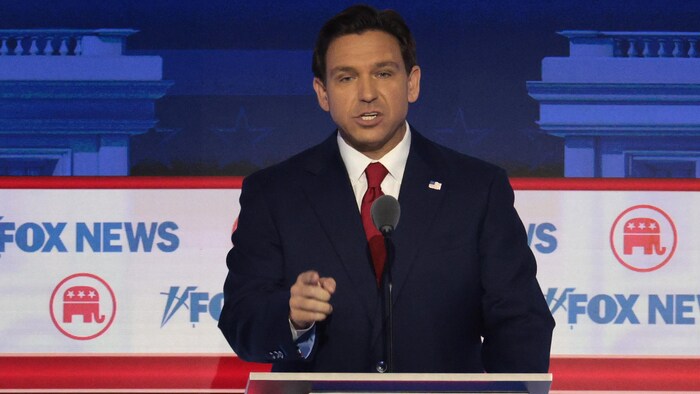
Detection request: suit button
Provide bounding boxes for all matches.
[375,360,387,373]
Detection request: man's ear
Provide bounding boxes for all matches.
[313,77,330,112]
[407,65,421,103]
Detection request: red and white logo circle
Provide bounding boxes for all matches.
[49,273,116,340]
[610,205,677,272]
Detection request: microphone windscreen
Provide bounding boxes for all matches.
[371,195,401,233]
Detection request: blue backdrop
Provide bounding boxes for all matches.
[2,0,700,177]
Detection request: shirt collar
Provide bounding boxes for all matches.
[337,121,412,184]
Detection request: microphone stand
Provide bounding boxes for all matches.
[381,227,395,373]
[371,194,401,374]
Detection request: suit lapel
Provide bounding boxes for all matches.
[368,131,448,349]
[391,132,446,304]
[300,135,380,323]
[302,131,449,349]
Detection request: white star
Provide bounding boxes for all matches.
[78,291,85,298]
[639,222,646,230]
[627,222,636,230]
[649,222,657,230]
[66,291,74,298]
[88,291,96,299]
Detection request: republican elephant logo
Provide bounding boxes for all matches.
[610,205,677,273]
[50,273,116,340]
[62,285,106,324]
[623,217,667,255]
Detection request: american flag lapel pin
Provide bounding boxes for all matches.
[428,180,442,190]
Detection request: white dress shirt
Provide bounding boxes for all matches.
[337,122,411,211]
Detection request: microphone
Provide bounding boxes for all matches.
[371,195,400,235]
[370,194,400,373]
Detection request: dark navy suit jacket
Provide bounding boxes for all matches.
[218,130,554,373]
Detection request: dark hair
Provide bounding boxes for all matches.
[312,4,417,83]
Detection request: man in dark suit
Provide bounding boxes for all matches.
[218,5,554,373]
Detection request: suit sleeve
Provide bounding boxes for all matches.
[218,173,310,363]
[478,169,555,373]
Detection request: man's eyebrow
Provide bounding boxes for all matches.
[328,61,401,76]
[375,61,401,69]
[329,66,357,76]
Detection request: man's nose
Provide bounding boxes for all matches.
[358,77,378,103]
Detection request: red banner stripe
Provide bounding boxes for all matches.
[510,177,700,191]
[0,356,699,391]
[0,176,244,189]
[551,357,700,391]
[0,356,270,389]
[1,176,699,191]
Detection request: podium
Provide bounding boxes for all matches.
[245,372,552,393]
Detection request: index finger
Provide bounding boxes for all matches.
[297,270,320,286]
[319,277,336,294]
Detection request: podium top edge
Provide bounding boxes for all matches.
[248,372,552,382]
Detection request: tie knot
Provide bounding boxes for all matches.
[365,162,388,188]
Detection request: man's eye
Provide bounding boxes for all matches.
[377,72,392,78]
[338,76,353,83]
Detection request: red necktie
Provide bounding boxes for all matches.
[361,162,389,287]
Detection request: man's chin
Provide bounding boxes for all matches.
[340,128,404,157]
[356,140,398,159]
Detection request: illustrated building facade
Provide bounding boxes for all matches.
[528,31,700,178]
[0,29,170,175]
